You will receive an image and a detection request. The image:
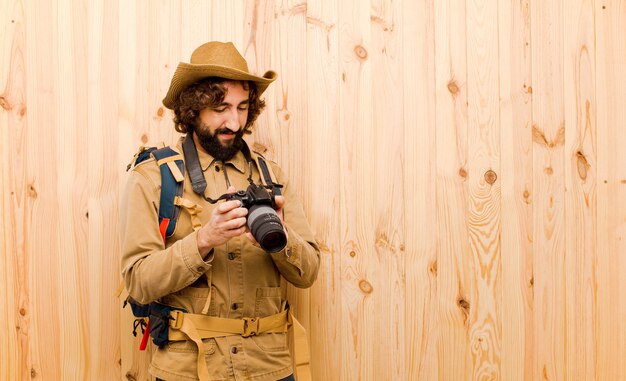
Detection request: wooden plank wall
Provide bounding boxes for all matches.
[1,1,625,380]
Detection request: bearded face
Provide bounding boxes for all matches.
[192,81,250,161]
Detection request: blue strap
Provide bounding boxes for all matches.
[151,147,184,239]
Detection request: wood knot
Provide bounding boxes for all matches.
[429,260,437,275]
[156,107,164,118]
[349,250,356,257]
[484,170,497,185]
[544,166,553,175]
[19,308,26,316]
[359,280,373,294]
[27,184,38,199]
[125,371,137,381]
[447,80,459,95]
[354,45,368,60]
[459,167,468,178]
[140,134,149,144]
[0,95,12,111]
[523,189,531,204]
[31,368,37,378]
[576,151,589,180]
[458,298,470,312]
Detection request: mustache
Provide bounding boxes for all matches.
[214,127,241,135]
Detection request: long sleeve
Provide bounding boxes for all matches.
[267,163,320,288]
[119,163,211,304]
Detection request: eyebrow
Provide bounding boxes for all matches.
[217,99,249,107]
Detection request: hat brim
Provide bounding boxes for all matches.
[162,63,277,109]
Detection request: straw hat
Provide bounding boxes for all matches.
[162,41,277,109]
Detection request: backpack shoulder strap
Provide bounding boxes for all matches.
[151,147,185,241]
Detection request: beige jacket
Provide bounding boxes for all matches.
[120,136,320,381]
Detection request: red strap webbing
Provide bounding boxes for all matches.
[159,218,170,242]
[139,320,150,351]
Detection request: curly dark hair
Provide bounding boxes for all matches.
[172,77,266,134]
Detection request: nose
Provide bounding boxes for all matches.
[224,108,241,132]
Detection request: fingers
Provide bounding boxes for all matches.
[274,195,285,209]
[216,199,243,214]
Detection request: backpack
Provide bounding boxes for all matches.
[124,145,186,349]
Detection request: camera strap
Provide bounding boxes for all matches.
[183,133,283,199]
[182,133,208,196]
[241,142,283,196]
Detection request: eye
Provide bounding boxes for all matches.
[214,107,227,113]
[238,105,249,111]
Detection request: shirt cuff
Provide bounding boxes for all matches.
[180,231,213,277]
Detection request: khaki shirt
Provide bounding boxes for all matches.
[120,136,320,381]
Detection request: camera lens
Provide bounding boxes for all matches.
[247,204,287,252]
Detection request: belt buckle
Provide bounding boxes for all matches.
[169,310,184,330]
[242,317,259,337]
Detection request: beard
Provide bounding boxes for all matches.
[192,123,244,162]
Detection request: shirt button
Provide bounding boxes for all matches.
[197,266,205,272]
[231,303,238,310]
[231,347,238,354]
[228,252,235,260]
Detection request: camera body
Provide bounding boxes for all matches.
[226,183,287,253]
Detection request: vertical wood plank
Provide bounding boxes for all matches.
[369,0,406,379]
[563,1,598,379]
[87,0,121,379]
[117,1,152,380]
[304,1,342,380]
[402,0,438,380]
[243,0,278,158]
[338,0,376,379]
[498,0,534,380]
[25,0,62,378]
[1,1,28,380]
[531,0,567,379]
[56,1,90,379]
[434,0,472,379]
[596,1,626,380]
[466,0,502,378]
[272,0,312,365]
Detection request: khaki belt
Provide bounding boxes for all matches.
[168,309,289,341]
[167,309,310,381]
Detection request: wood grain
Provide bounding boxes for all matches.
[466,0,502,378]
[498,0,534,380]
[402,1,438,380]
[531,0,567,379]
[304,1,342,380]
[1,1,28,380]
[434,0,472,379]
[563,1,598,380]
[1,1,625,380]
[596,1,626,380]
[337,0,380,379]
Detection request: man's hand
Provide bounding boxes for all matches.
[196,186,248,257]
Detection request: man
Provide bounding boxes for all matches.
[120,41,320,381]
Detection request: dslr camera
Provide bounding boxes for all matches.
[226,183,287,253]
